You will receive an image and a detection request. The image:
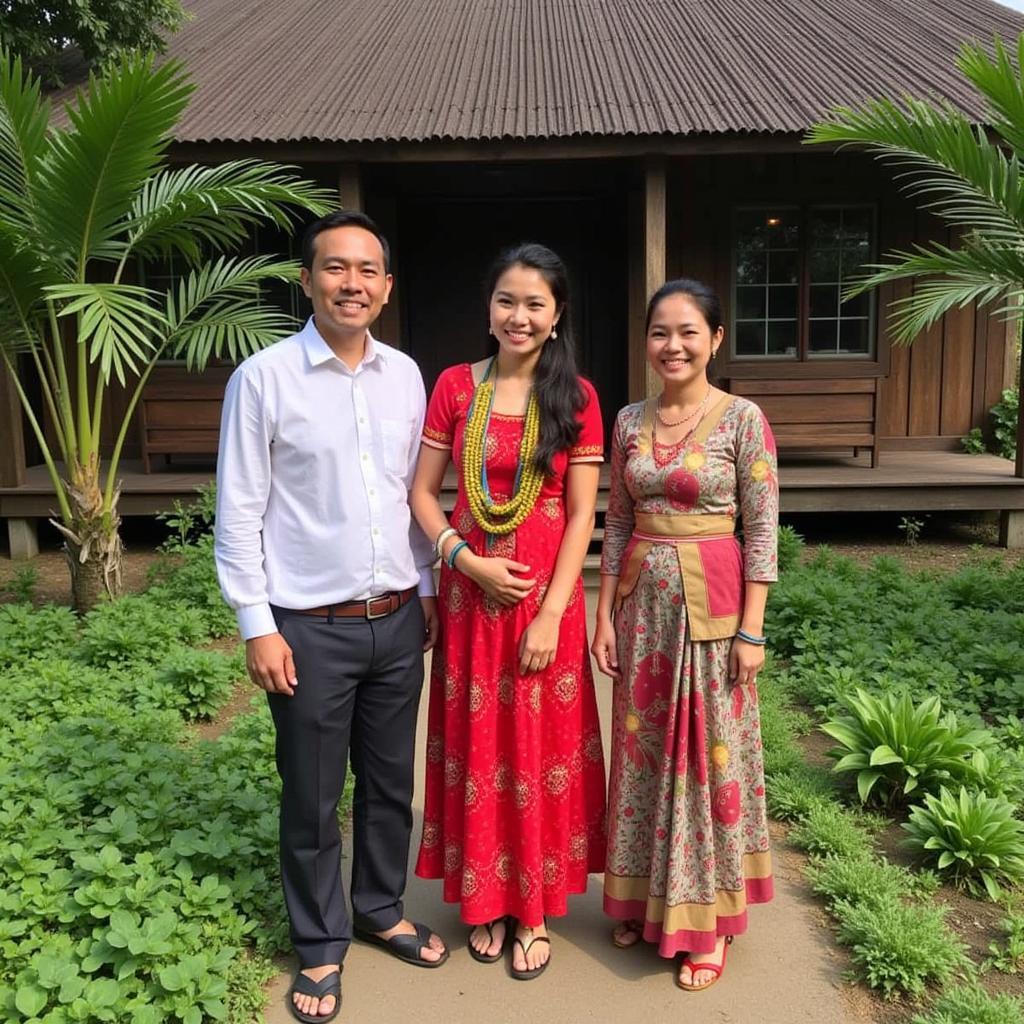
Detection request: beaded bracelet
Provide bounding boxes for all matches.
[434,526,459,562]
[736,628,767,646]
[447,540,470,570]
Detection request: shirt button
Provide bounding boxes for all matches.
[373,528,380,536]
[361,453,368,461]
[359,417,366,424]
[368,488,375,496]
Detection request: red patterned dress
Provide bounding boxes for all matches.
[414,363,607,927]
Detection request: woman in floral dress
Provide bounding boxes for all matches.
[411,243,606,979]
[591,279,778,991]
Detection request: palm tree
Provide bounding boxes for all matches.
[0,51,334,610]
[807,35,1024,477]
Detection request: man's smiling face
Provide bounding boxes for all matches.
[301,225,392,342]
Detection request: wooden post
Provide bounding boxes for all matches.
[627,157,667,401]
[338,163,363,212]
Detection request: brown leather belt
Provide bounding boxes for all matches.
[294,587,416,621]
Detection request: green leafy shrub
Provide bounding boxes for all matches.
[776,524,805,573]
[157,482,217,552]
[77,594,207,668]
[154,648,241,721]
[1,566,38,603]
[910,985,1024,1024]
[805,853,932,909]
[148,536,237,638]
[902,786,1024,900]
[834,897,970,999]
[766,764,834,822]
[986,907,1024,974]
[788,803,874,859]
[962,427,987,454]
[991,387,1019,461]
[0,602,78,668]
[821,689,986,808]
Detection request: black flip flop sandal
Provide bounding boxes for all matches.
[352,921,450,968]
[510,932,551,980]
[467,917,509,964]
[288,969,341,1024]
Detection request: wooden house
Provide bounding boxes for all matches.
[3,0,1024,554]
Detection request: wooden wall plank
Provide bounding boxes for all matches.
[908,313,943,436]
[939,300,974,436]
[0,361,26,487]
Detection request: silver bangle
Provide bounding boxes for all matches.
[433,527,459,562]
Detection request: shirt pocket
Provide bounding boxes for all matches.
[380,418,412,478]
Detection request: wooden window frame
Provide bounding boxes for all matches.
[722,202,890,381]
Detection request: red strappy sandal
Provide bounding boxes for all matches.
[676,935,733,992]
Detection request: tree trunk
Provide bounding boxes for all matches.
[51,458,124,613]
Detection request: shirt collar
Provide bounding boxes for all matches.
[300,316,387,370]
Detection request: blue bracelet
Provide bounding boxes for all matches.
[447,540,469,569]
[736,628,767,646]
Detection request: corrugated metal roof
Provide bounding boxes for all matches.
[146,0,1024,143]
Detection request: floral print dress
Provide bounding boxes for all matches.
[601,394,778,957]
[414,364,607,927]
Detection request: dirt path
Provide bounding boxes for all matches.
[260,594,878,1024]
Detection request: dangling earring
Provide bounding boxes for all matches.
[551,328,558,340]
[709,347,718,363]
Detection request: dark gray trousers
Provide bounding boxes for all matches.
[268,598,425,967]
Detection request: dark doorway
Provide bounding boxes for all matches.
[369,162,629,448]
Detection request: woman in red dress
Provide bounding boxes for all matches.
[411,243,606,979]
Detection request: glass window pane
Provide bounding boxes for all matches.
[736,249,767,285]
[765,213,799,248]
[736,286,766,320]
[735,321,766,356]
[809,247,840,282]
[769,249,799,284]
[768,285,798,320]
[736,210,766,250]
[842,207,872,240]
[840,291,869,319]
[810,284,837,319]
[809,318,838,353]
[766,321,798,357]
[810,209,842,248]
[839,318,870,354]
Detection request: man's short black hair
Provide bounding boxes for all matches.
[301,210,391,273]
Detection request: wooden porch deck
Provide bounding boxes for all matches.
[2,450,1022,520]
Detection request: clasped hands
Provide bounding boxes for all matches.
[459,551,559,675]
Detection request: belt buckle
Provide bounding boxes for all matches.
[365,595,392,620]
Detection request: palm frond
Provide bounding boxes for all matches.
[127,161,336,263]
[843,240,1023,343]
[0,50,49,235]
[47,283,167,385]
[956,36,1024,157]
[806,96,1024,248]
[164,255,301,369]
[34,54,193,272]
[0,223,48,353]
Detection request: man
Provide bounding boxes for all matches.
[215,210,448,1023]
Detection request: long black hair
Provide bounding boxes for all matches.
[485,243,585,475]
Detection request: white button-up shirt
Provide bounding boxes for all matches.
[214,318,434,640]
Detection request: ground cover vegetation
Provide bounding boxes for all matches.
[0,50,334,610]
[0,520,346,1023]
[761,532,1024,1018]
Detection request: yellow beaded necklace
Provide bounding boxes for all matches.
[462,358,545,535]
